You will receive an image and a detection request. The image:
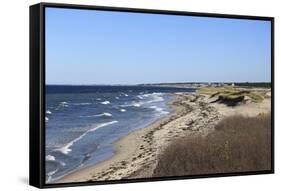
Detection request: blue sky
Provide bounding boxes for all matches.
[46,7,271,85]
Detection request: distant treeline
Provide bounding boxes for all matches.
[140,82,271,88]
[234,82,271,88]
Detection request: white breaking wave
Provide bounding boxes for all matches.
[96,98,102,101]
[150,106,169,115]
[120,109,126,112]
[55,102,69,110]
[146,93,164,103]
[46,155,56,161]
[149,96,164,103]
[134,93,165,106]
[46,110,52,114]
[100,101,110,105]
[120,93,166,110]
[120,102,142,108]
[133,103,141,107]
[59,101,68,106]
[120,93,129,97]
[47,168,59,183]
[79,112,112,118]
[45,117,49,122]
[55,102,68,110]
[94,112,112,117]
[48,169,58,176]
[72,102,91,106]
[54,121,118,155]
[150,106,163,112]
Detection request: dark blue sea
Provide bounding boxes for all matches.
[45,85,195,182]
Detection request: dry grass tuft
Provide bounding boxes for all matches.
[198,87,266,103]
[153,114,271,177]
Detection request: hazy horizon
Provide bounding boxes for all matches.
[46,81,271,86]
[46,8,271,85]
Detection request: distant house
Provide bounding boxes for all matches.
[232,83,235,87]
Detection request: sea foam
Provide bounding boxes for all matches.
[94,112,112,117]
[101,101,110,105]
[120,93,129,97]
[46,110,52,114]
[133,103,141,107]
[46,155,56,161]
[120,102,142,108]
[60,101,68,106]
[150,106,169,115]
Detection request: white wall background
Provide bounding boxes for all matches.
[0,0,279,190]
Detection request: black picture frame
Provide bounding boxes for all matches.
[30,2,275,189]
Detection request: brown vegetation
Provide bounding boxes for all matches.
[153,114,271,177]
[198,87,266,103]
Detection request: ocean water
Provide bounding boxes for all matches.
[45,85,195,183]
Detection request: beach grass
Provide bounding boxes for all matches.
[153,113,271,177]
[198,87,266,103]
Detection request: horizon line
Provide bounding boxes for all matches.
[46,81,271,86]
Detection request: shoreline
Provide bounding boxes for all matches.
[57,94,187,183]
[57,89,271,183]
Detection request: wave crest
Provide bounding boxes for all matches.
[100,101,110,105]
[46,155,56,161]
[54,121,118,155]
[46,110,52,114]
[94,112,112,117]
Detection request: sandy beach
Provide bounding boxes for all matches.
[58,88,271,183]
